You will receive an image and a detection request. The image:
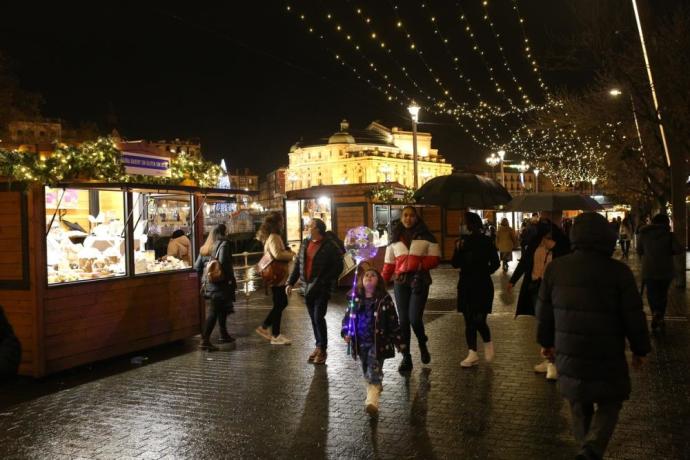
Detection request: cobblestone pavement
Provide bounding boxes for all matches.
[0,252,688,459]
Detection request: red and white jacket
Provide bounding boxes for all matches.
[382,237,441,282]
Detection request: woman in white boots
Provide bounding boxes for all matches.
[452,212,500,367]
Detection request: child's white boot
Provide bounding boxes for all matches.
[365,383,382,415]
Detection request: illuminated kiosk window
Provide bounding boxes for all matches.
[133,192,194,275]
[45,187,127,285]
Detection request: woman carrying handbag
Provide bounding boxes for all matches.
[255,213,295,345]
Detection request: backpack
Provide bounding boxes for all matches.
[201,244,225,295]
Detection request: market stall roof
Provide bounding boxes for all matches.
[286,182,405,200]
[51,181,258,196]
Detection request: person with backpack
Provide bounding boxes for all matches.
[194,224,237,351]
[286,218,344,365]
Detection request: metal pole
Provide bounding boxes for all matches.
[412,119,418,190]
[500,160,505,187]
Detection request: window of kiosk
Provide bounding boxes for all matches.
[45,187,127,285]
[132,192,194,274]
[299,197,332,240]
[202,199,253,238]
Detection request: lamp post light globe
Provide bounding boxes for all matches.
[515,160,529,191]
[486,153,500,180]
[533,168,540,193]
[408,101,421,189]
[609,88,623,97]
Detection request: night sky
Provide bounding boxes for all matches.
[0,1,679,175]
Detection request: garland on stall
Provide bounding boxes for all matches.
[0,137,223,188]
[367,183,416,204]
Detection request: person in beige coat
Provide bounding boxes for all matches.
[167,229,192,265]
[495,218,518,272]
[255,213,295,345]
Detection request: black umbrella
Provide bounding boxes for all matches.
[413,173,512,209]
[504,192,604,212]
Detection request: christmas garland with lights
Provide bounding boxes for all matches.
[367,183,415,204]
[0,137,223,188]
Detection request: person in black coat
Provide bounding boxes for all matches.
[287,218,344,365]
[536,212,651,460]
[0,305,21,381]
[452,212,500,368]
[194,224,237,351]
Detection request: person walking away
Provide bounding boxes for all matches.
[618,216,633,259]
[452,212,500,367]
[519,213,540,255]
[0,305,21,381]
[194,224,237,351]
[286,218,344,364]
[637,213,683,332]
[495,218,518,272]
[382,206,440,372]
[342,268,404,415]
[536,212,650,460]
[508,219,569,380]
[255,213,295,345]
[167,229,192,265]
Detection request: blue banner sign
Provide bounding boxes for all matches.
[122,152,171,177]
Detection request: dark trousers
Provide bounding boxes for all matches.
[305,290,330,350]
[645,278,672,317]
[202,297,230,341]
[569,400,623,459]
[263,286,289,337]
[462,312,491,350]
[619,238,630,257]
[394,282,429,352]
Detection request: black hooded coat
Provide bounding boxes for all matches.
[536,213,651,402]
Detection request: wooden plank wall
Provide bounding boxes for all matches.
[42,272,200,374]
[0,190,39,376]
[334,203,367,241]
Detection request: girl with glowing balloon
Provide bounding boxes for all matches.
[341,226,404,416]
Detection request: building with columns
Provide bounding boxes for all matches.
[285,120,452,190]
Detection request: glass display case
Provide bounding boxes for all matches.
[133,192,194,275]
[45,187,127,284]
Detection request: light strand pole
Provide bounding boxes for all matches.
[533,168,540,192]
[408,101,420,190]
[497,149,506,187]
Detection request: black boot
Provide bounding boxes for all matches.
[398,353,413,372]
[419,340,431,365]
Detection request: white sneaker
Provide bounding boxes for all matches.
[484,342,495,362]
[461,350,479,368]
[534,359,549,373]
[270,334,292,345]
[546,363,558,381]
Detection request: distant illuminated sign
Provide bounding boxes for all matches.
[122,152,171,177]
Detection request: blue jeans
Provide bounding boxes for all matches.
[305,290,330,350]
[394,282,429,352]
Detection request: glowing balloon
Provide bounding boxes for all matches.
[344,226,378,262]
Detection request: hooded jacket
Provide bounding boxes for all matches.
[536,212,651,402]
[636,224,682,280]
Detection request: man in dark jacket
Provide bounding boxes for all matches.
[0,305,21,380]
[536,212,651,460]
[637,213,683,332]
[287,218,344,365]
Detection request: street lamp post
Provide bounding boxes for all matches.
[533,168,540,193]
[408,101,420,190]
[288,172,298,191]
[486,153,500,181]
[497,149,506,186]
[379,164,392,182]
[515,160,529,191]
[610,88,652,183]
[591,177,597,196]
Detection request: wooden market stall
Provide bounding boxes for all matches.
[284,183,464,274]
[0,181,248,377]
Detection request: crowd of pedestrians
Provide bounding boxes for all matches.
[173,208,682,458]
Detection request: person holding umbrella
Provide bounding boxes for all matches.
[382,206,440,372]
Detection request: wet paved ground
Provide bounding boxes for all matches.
[1,251,688,459]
